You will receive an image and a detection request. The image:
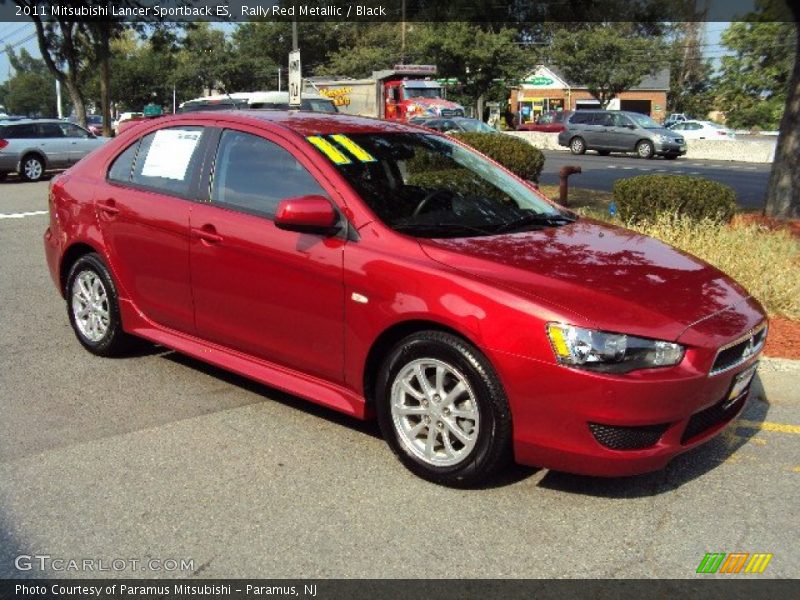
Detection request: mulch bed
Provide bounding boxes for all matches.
[732,213,800,238]
[764,316,800,360]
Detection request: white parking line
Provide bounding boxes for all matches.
[0,210,48,219]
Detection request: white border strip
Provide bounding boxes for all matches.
[0,210,48,219]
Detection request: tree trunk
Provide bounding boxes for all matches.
[764,14,800,219]
[64,77,86,128]
[476,94,485,122]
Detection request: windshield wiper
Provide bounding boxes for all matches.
[493,212,577,234]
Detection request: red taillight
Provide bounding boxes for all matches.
[717,131,727,136]
[0,139,8,150]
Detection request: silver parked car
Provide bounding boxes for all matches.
[557,110,687,159]
[0,119,106,182]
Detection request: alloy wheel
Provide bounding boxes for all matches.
[71,270,111,342]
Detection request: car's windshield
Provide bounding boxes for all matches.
[628,113,662,129]
[302,98,338,113]
[404,87,442,99]
[456,119,496,133]
[305,132,571,238]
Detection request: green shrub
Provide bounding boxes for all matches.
[613,175,736,223]
[450,132,545,182]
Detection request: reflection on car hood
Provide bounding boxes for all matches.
[418,218,751,341]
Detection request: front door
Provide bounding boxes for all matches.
[189,127,346,382]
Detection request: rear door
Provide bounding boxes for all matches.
[95,124,208,333]
[58,122,101,163]
[35,122,71,168]
[189,125,346,382]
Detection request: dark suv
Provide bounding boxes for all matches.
[557,110,686,159]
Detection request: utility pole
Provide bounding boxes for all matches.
[278,68,281,91]
[401,0,406,63]
[55,78,63,119]
[292,18,298,51]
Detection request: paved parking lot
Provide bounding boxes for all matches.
[539,151,771,210]
[1,179,798,579]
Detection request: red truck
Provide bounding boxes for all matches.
[306,65,465,122]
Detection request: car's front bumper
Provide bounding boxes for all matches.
[654,140,687,156]
[493,312,766,477]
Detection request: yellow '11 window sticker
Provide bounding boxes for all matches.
[330,134,376,162]
[306,134,376,164]
[306,136,351,165]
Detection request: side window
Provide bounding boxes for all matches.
[211,129,327,219]
[59,123,90,138]
[108,140,141,183]
[672,123,685,130]
[7,124,38,138]
[37,123,65,138]
[131,126,205,197]
[569,112,590,125]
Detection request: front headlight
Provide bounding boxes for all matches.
[658,134,671,143]
[546,323,684,373]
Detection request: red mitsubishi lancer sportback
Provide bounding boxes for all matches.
[44,110,767,486]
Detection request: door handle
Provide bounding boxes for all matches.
[192,225,223,244]
[97,199,119,215]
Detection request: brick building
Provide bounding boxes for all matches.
[509,65,670,125]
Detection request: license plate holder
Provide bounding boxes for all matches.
[723,363,758,409]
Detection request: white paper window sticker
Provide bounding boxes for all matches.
[141,129,201,180]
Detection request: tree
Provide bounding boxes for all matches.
[667,22,715,118]
[2,47,58,117]
[715,11,795,130]
[15,1,89,125]
[414,23,530,117]
[765,2,800,219]
[550,25,668,107]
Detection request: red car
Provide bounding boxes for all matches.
[518,110,572,132]
[44,111,767,486]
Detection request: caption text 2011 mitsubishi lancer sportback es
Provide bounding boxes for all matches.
[44,111,767,486]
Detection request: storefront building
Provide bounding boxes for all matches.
[509,65,670,125]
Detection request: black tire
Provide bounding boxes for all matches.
[569,136,586,155]
[66,252,132,356]
[20,154,45,182]
[0,171,8,182]
[636,140,655,159]
[375,330,512,487]
[597,150,611,156]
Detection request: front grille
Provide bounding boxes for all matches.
[711,324,767,375]
[440,109,464,118]
[589,422,669,451]
[681,394,747,444]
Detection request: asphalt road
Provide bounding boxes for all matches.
[539,151,772,210]
[0,180,798,580]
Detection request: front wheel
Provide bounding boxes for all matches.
[636,140,655,159]
[570,136,586,155]
[66,253,132,356]
[375,331,512,487]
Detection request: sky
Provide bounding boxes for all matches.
[0,21,733,87]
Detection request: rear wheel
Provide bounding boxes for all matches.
[0,172,7,182]
[636,140,655,159]
[570,136,586,155]
[375,331,512,487]
[20,154,45,182]
[66,253,132,356]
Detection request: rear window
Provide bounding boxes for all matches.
[107,126,205,196]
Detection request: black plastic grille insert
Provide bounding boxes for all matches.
[589,422,669,451]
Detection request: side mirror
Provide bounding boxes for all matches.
[274,195,340,235]
[626,124,636,129]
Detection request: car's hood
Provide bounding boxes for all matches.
[418,219,751,341]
